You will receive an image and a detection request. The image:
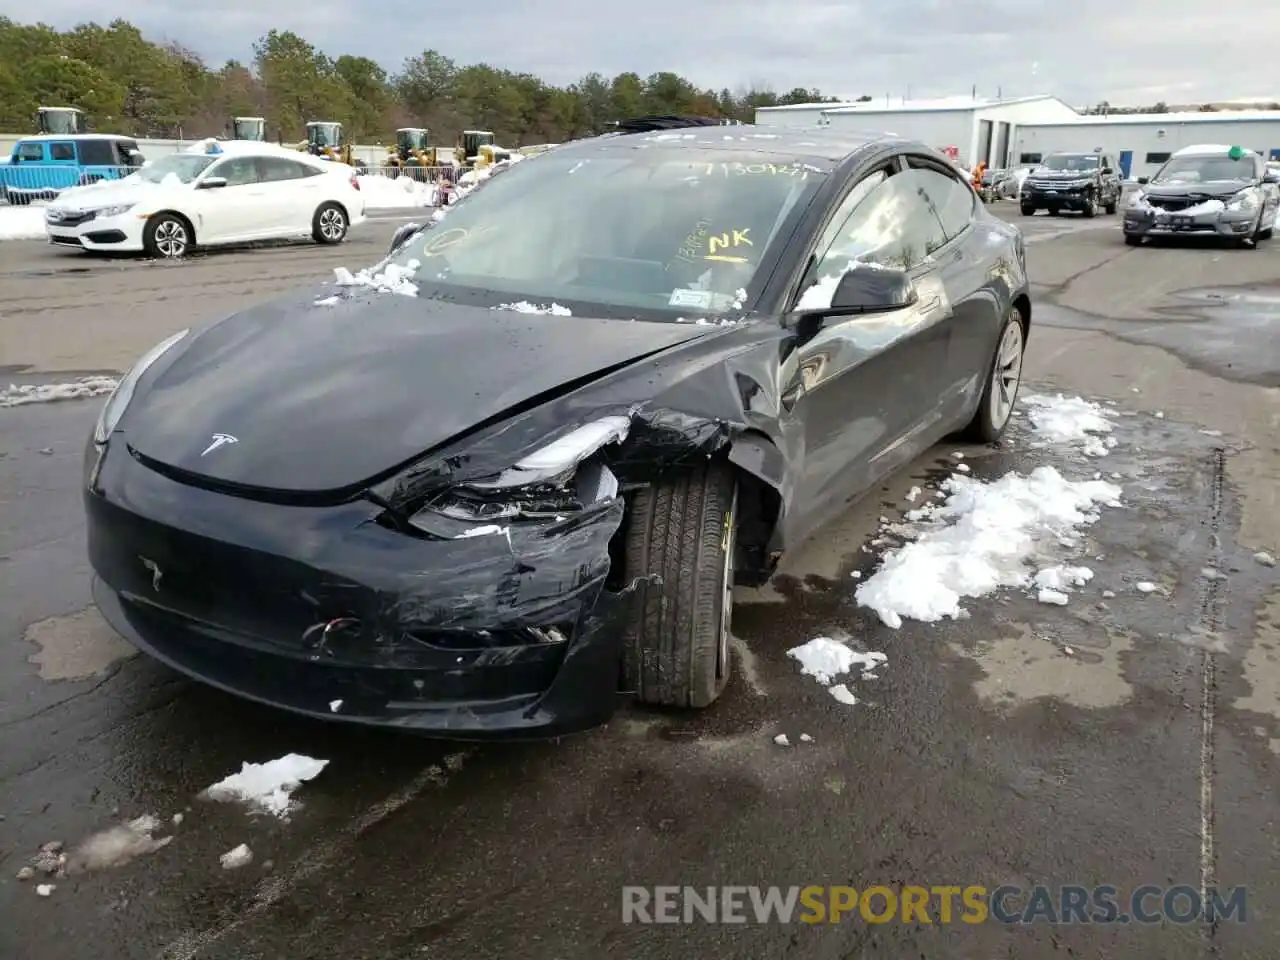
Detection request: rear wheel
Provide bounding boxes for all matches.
[960,304,1026,443]
[623,463,737,709]
[143,214,191,259]
[312,203,348,245]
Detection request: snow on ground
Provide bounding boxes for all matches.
[0,377,119,407]
[1021,393,1117,456]
[0,203,49,241]
[356,172,438,208]
[786,636,887,705]
[854,465,1122,628]
[199,754,328,819]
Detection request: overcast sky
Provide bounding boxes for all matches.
[7,0,1278,107]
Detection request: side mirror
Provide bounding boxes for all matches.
[1101,167,1113,175]
[196,177,227,189]
[794,265,918,320]
[1137,176,1150,185]
[1263,171,1280,185]
[389,222,424,254]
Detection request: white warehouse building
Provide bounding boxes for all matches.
[753,95,1081,169]
[1011,111,1280,181]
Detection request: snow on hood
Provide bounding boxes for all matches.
[49,178,159,211]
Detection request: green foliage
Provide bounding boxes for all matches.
[0,16,847,143]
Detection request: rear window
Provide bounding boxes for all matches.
[76,140,116,165]
[388,150,829,317]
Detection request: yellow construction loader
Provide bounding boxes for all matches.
[295,121,367,169]
[455,130,496,169]
[475,143,513,168]
[37,106,85,135]
[230,116,266,141]
[385,128,442,180]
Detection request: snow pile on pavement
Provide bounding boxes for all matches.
[199,753,329,819]
[786,636,887,705]
[333,261,418,297]
[1021,393,1117,457]
[219,843,254,869]
[0,376,119,407]
[0,203,50,241]
[854,466,1123,628]
[356,173,437,208]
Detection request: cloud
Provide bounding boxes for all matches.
[6,0,1278,106]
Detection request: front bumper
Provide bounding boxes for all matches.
[45,209,145,251]
[1021,182,1097,209]
[84,438,632,739]
[1122,206,1255,239]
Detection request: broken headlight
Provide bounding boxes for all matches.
[1226,189,1258,213]
[409,416,629,533]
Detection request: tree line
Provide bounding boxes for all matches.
[0,16,849,145]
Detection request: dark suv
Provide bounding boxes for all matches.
[1020,152,1122,217]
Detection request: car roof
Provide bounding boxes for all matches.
[17,134,134,143]
[554,124,915,165]
[1172,143,1259,157]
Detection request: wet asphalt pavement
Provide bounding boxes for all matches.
[2,209,1280,959]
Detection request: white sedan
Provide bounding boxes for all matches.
[43,141,366,258]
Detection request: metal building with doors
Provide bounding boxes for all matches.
[1012,110,1280,181]
[753,95,1081,170]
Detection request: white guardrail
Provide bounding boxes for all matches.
[0,163,474,207]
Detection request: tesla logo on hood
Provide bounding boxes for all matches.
[200,433,238,456]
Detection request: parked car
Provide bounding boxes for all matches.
[0,134,144,205]
[1123,145,1279,248]
[84,122,1032,738]
[43,140,366,257]
[1020,151,1122,217]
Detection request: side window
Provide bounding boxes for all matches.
[805,165,948,281]
[256,157,309,182]
[76,140,115,165]
[208,157,260,186]
[49,142,76,161]
[905,158,976,242]
[15,143,46,162]
[1146,152,1171,164]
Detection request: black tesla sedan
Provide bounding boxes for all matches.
[84,119,1032,739]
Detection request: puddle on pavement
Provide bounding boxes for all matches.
[26,606,137,680]
[1034,284,1280,386]
[954,621,1136,709]
[1233,588,1280,747]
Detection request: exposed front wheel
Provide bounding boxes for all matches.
[1020,203,1036,216]
[960,304,1026,444]
[312,203,349,245]
[1105,198,1118,214]
[143,214,191,259]
[1081,194,1097,218]
[623,463,737,709]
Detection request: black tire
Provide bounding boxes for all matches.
[1104,199,1118,214]
[312,202,348,245]
[1260,228,1274,240]
[1124,234,1143,246]
[142,213,192,259]
[1020,204,1036,216]
[959,303,1026,444]
[1047,205,1061,216]
[1081,194,1097,218]
[1238,215,1263,249]
[623,462,737,709]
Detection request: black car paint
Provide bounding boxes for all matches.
[85,128,1030,739]
[1021,153,1122,213]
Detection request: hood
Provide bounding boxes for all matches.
[1142,179,1250,198]
[122,293,719,495]
[52,178,154,210]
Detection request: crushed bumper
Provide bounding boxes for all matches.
[85,439,632,739]
[1123,209,1255,239]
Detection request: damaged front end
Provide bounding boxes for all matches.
[86,396,756,738]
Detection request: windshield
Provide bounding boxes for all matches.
[134,154,216,184]
[1039,155,1100,172]
[309,124,340,147]
[1154,154,1255,183]
[387,151,827,318]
